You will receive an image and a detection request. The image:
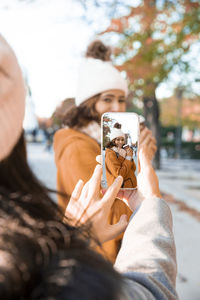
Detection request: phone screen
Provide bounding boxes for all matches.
[101,112,139,190]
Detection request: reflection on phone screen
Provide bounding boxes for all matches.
[101,112,139,190]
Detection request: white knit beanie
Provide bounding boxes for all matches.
[75,58,128,106]
[0,34,26,161]
[109,127,125,142]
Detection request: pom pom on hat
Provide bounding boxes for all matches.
[75,41,128,106]
[0,34,25,161]
[86,40,111,62]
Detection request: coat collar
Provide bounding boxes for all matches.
[79,121,101,144]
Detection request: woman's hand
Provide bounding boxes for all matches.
[126,146,133,157]
[139,126,157,162]
[118,139,162,211]
[96,130,161,213]
[137,136,162,200]
[137,127,157,174]
[65,165,128,245]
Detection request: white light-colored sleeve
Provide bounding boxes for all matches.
[115,197,178,300]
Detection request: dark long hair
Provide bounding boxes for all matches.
[0,131,62,220]
[0,132,123,299]
[63,95,101,129]
[0,191,123,299]
[106,140,117,149]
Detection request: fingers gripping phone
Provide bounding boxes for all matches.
[101,112,140,190]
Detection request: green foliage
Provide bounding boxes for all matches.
[160,125,176,137]
[161,125,200,159]
[161,140,200,159]
[126,106,143,115]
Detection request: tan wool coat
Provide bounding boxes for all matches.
[53,128,132,263]
[105,148,137,188]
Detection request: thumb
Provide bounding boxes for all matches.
[96,155,102,165]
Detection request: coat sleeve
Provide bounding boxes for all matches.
[58,139,98,196]
[115,197,178,300]
[105,151,133,179]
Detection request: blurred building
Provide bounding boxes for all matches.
[23,88,38,132]
[23,87,39,142]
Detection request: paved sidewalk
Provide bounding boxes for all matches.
[158,158,200,210]
[27,143,57,191]
[157,158,200,300]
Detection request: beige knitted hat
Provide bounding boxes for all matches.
[0,34,26,161]
[75,58,128,106]
[75,40,128,106]
[109,127,125,142]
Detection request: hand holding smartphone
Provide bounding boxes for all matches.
[101,112,140,190]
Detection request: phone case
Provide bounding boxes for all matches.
[101,112,140,190]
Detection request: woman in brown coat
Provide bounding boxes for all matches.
[53,40,155,262]
[105,123,137,188]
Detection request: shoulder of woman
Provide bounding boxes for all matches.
[105,148,120,160]
[54,127,80,139]
[55,128,98,145]
[58,140,97,169]
[105,148,115,154]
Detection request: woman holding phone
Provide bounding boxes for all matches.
[53,40,156,262]
[105,123,137,188]
[0,35,177,300]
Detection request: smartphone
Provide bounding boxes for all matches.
[101,112,140,190]
[122,144,129,149]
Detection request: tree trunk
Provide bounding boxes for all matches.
[143,95,160,169]
[175,87,183,158]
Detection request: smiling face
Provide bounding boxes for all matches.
[95,89,126,116]
[114,136,125,149]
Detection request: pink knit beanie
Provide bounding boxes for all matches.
[0,34,25,161]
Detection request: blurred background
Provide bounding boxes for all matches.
[0,0,200,299]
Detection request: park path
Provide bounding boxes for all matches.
[157,158,200,300]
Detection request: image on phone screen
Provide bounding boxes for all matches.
[101,112,139,190]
